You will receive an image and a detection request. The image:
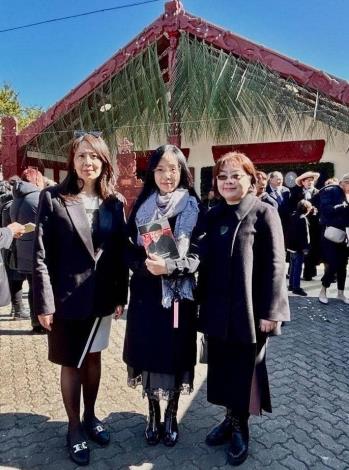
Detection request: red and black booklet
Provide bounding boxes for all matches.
[137,218,180,260]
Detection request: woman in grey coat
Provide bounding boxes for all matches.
[198,152,290,466]
[0,223,25,307]
[10,169,44,331]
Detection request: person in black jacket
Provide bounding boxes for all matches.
[198,152,290,467]
[287,200,312,296]
[290,171,321,280]
[266,171,291,234]
[33,132,129,466]
[123,144,200,448]
[317,173,349,305]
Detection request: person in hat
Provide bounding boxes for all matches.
[317,173,349,304]
[290,171,321,281]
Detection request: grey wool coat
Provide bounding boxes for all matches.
[0,227,13,306]
[198,194,290,343]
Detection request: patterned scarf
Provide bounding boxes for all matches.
[135,188,199,308]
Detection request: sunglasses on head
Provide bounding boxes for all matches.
[73,130,103,139]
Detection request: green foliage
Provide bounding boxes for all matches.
[33,43,169,157]
[0,83,43,131]
[172,35,349,143]
[21,32,349,158]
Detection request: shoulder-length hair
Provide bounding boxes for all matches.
[212,151,257,197]
[129,144,199,223]
[60,134,116,200]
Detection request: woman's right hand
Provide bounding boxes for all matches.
[38,314,53,331]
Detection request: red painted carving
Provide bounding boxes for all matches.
[0,117,18,179]
[165,1,183,16]
[212,140,325,164]
[116,138,143,217]
[135,148,190,172]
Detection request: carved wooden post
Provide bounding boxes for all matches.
[165,1,183,147]
[116,138,143,218]
[0,116,18,179]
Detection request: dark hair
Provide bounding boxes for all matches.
[129,144,199,223]
[149,223,162,231]
[296,199,312,214]
[212,151,257,196]
[60,134,116,200]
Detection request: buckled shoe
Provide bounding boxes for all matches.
[82,418,110,447]
[67,433,90,466]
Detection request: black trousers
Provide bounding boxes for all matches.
[321,238,348,290]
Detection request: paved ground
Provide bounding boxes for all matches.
[1,274,349,469]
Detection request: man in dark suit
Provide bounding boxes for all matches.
[255,171,278,208]
[0,223,25,307]
[266,171,291,236]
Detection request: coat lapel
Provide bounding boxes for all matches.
[235,193,258,221]
[64,199,95,260]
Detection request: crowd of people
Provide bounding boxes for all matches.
[0,135,348,467]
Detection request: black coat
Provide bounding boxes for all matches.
[318,184,349,229]
[123,214,200,374]
[33,185,129,320]
[198,195,290,343]
[287,213,310,252]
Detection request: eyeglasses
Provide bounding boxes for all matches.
[217,173,249,181]
[73,130,103,139]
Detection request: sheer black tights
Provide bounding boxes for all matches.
[61,352,101,439]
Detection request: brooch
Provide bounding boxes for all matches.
[220,225,229,235]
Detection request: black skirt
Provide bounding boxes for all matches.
[48,314,112,368]
[207,336,271,416]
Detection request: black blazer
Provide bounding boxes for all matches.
[33,185,129,320]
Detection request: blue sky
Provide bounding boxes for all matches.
[1,0,348,110]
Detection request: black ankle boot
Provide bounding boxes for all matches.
[227,415,249,466]
[206,408,233,446]
[163,393,179,447]
[145,398,161,445]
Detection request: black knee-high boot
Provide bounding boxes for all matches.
[163,392,180,447]
[206,408,233,446]
[145,397,161,445]
[227,414,249,466]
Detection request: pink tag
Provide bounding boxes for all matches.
[173,300,179,328]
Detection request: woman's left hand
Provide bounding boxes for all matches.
[259,319,278,333]
[114,305,124,320]
[145,253,168,275]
